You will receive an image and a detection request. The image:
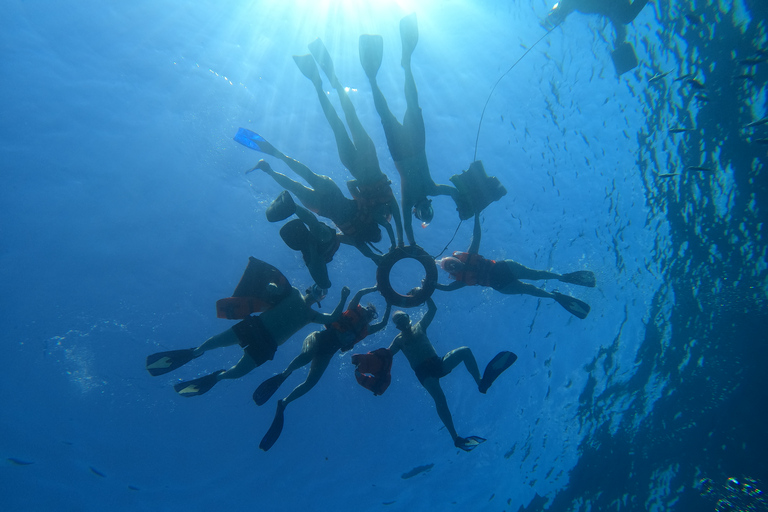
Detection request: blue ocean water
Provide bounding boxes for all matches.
[1,0,766,511]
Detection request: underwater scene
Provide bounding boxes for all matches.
[1,0,766,511]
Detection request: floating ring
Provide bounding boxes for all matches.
[376,245,437,308]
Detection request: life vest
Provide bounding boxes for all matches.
[351,348,393,396]
[335,201,378,242]
[328,305,370,351]
[319,234,341,264]
[350,176,394,208]
[451,252,495,287]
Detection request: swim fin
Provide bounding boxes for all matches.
[173,370,225,397]
[479,351,517,394]
[611,42,638,76]
[399,13,419,65]
[260,400,286,451]
[359,34,383,79]
[449,161,507,216]
[233,128,268,153]
[266,190,297,223]
[146,349,199,376]
[552,292,590,319]
[293,54,322,88]
[308,38,340,89]
[253,374,288,406]
[559,270,596,288]
[454,435,486,452]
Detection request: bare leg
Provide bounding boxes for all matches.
[282,352,334,407]
[503,260,562,282]
[218,351,258,380]
[497,279,556,298]
[421,378,459,442]
[193,328,240,357]
[441,347,481,386]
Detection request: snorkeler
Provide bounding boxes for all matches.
[546,0,651,75]
[272,191,349,290]
[256,286,391,451]
[359,13,473,245]
[388,297,518,451]
[145,257,351,397]
[294,39,404,249]
[436,214,596,319]
[236,130,385,262]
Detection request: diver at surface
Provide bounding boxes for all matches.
[388,296,517,451]
[256,286,391,451]
[436,214,596,319]
[546,0,651,75]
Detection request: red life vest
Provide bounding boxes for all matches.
[351,348,393,396]
[328,305,370,351]
[451,252,495,287]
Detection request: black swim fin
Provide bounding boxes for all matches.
[253,374,287,406]
[611,42,638,76]
[559,270,596,288]
[399,13,419,64]
[266,191,296,223]
[308,38,340,89]
[293,54,322,87]
[553,292,590,319]
[173,370,225,397]
[359,34,384,79]
[479,351,517,394]
[454,435,486,452]
[260,400,286,451]
[146,349,199,376]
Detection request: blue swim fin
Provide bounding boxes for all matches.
[234,128,267,152]
[173,370,225,397]
[479,351,517,394]
[455,436,486,452]
[146,348,199,376]
[260,400,286,451]
[253,374,288,406]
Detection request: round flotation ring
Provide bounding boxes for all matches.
[376,245,437,308]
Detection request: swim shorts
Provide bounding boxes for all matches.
[232,315,278,366]
[414,355,447,384]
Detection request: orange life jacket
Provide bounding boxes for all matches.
[451,251,495,287]
[328,305,370,351]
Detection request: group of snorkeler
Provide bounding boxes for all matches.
[142,5,649,451]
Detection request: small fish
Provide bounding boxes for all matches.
[685,13,702,25]
[695,94,709,102]
[657,173,680,177]
[734,73,755,81]
[739,57,766,65]
[401,463,435,479]
[382,501,396,506]
[687,78,706,90]
[755,138,768,145]
[745,118,768,128]
[128,485,140,491]
[686,166,715,172]
[7,458,34,466]
[90,466,107,477]
[675,73,695,82]
[648,70,671,83]
[669,127,694,133]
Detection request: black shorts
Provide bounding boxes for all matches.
[232,315,277,366]
[414,355,447,384]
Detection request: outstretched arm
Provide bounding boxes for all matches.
[349,286,377,309]
[387,333,402,356]
[468,214,481,254]
[419,297,437,329]
[313,286,350,324]
[367,303,392,335]
[434,281,467,292]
